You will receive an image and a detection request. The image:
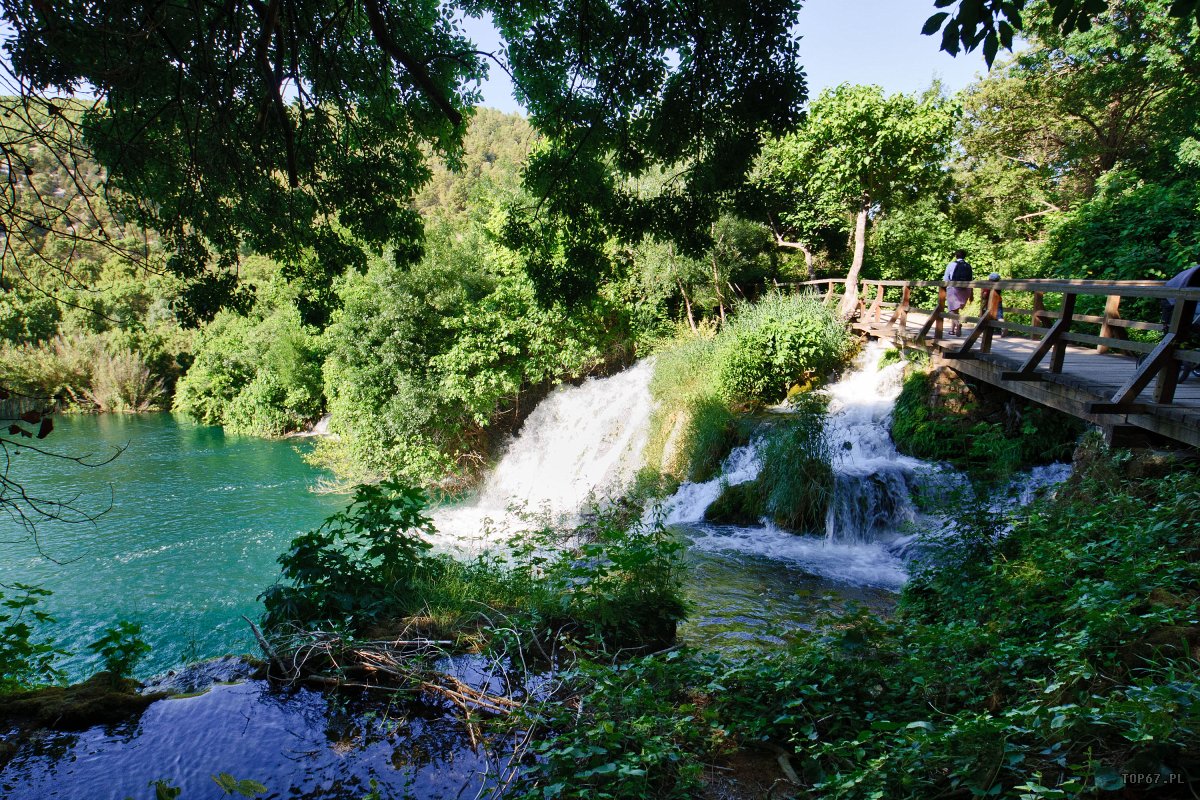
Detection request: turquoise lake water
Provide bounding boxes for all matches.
[0,413,344,680]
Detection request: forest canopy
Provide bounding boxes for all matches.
[1,0,807,318]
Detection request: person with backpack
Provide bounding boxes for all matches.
[1161,264,1200,382]
[943,249,973,336]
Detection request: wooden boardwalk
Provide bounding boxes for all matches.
[856,310,1200,447]
[788,278,1200,448]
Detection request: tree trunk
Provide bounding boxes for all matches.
[678,279,697,331]
[711,222,726,323]
[801,244,815,281]
[839,198,869,318]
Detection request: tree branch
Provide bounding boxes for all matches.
[362,0,463,128]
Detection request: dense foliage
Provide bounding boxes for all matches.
[2,0,807,319]
[261,479,688,651]
[514,445,1200,798]
[891,360,1085,482]
[643,294,851,486]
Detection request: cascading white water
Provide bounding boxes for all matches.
[822,342,931,542]
[652,340,1074,590]
[654,341,927,543]
[433,359,655,543]
[655,442,762,525]
[653,342,922,589]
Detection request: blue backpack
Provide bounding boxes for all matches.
[949,259,972,282]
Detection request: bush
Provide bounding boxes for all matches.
[1,584,65,692]
[757,398,833,531]
[84,348,163,412]
[644,294,850,486]
[891,367,1082,484]
[703,400,832,532]
[87,620,151,681]
[715,293,850,406]
[174,303,323,435]
[261,482,689,654]
[260,479,437,629]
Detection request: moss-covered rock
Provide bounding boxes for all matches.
[704,481,764,526]
[1,673,168,729]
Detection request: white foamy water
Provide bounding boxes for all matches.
[688,524,909,590]
[655,442,762,525]
[650,341,920,587]
[823,341,932,543]
[432,359,655,544]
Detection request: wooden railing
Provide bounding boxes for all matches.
[853,278,1200,409]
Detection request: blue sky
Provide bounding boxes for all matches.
[464,0,990,115]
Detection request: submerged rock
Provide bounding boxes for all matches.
[141,655,264,696]
[1,673,168,730]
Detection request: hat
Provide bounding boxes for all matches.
[988,272,1001,280]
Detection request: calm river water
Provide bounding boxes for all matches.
[0,413,343,680]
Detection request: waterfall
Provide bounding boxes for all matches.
[433,359,655,542]
[656,341,929,544]
[822,342,931,543]
[656,442,763,525]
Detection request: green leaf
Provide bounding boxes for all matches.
[923,12,950,35]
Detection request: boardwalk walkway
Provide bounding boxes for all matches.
[789,278,1200,448]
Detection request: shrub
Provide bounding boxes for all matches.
[891,367,1083,484]
[645,294,850,486]
[757,398,833,531]
[174,301,323,435]
[514,507,689,650]
[260,479,437,629]
[85,348,163,412]
[0,584,65,692]
[715,292,849,406]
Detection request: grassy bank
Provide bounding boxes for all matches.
[641,293,852,488]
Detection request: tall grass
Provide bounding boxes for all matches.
[643,293,850,486]
[757,396,833,531]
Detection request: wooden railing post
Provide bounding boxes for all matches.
[824,281,834,303]
[981,288,1001,354]
[869,284,884,323]
[898,285,911,332]
[1032,292,1049,328]
[1154,296,1197,404]
[1049,293,1076,373]
[1009,292,1076,377]
[1097,294,1126,355]
[934,286,946,340]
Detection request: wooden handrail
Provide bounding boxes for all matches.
[859,277,1200,301]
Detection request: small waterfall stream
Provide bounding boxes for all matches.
[653,342,931,591]
[432,359,655,544]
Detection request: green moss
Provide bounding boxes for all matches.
[704,480,765,525]
[891,366,1084,484]
[1,672,167,729]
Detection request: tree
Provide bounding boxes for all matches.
[1,0,806,320]
[923,0,1200,65]
[756,85,958,314]
[952,0,1199,245]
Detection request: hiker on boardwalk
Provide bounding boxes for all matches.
[943,249,973,336]
[1162,264,1200,381]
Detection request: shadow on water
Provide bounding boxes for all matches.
[1,679,498,800]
